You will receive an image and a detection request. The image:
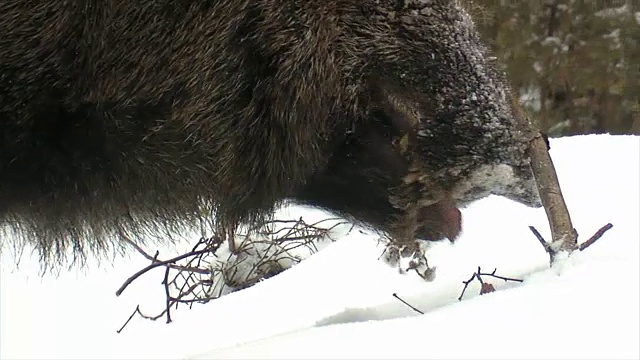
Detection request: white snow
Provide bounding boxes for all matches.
[595,5,631,19]
[1,134,639,360]
[519,86,541,112]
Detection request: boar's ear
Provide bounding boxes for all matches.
[369,78,421,137]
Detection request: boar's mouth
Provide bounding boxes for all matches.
[414,197,462,242]
[375,100,540,243]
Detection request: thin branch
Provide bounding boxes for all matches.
[458,267,523,301]
[119,230,212,274]
[474,266,485,283]
[138,309,166,321]
[530,222,614,261]
[118,229,156,262]
[168,296,219,304]
[117,304,169,333]
[115,248,211,296]
[511,97,578,260]
[392,293,424,315]
[162,266,172,324]
[579,223,613,251]
[117,216,340,330]
[528,132,578,252]
[458,272,479,301]
[482,268,524,283]
[116,305,141,334]
[528,226,551,253]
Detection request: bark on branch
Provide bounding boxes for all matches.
[512,98,582,263]
[528,131,579,257]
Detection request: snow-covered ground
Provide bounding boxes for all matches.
[1,134,638,359]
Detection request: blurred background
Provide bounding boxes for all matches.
[465,0,638,136]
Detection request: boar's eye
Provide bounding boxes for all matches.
[371,107,411,139]
[370,79,421,137]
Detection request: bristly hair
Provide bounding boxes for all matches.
[0,0,540,273]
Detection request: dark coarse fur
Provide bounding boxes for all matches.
[0,0,541,271]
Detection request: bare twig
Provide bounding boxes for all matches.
[116,304,168,333]
[529,226,551,253]
[482,268,524,284]
[458,272,479,301]
[162,266,172,324]
[579,223,613,251]
[118,231,213,274]
[530,222,614,261]
[392,293,424,314]
[117,216,341,332]
[458,267,523,301]
[116,305,141,334]
[115,248,212,296]
[118,229,156,262]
